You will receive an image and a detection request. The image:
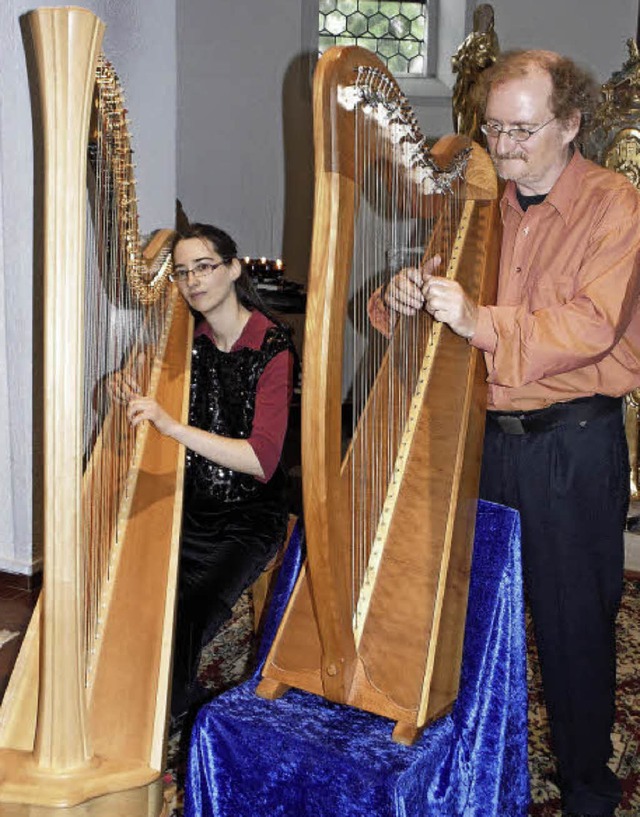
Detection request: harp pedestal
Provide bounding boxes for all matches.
[188,501,529,817]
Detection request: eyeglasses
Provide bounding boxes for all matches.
[168,260,226,283]
[480,117,556,143]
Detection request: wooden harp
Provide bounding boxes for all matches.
[0,7,190,813]
[257,46,500,744]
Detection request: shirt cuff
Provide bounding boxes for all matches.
[469,305,497,353]
[367,286,392,338]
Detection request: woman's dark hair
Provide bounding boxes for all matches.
[172,222,275,318]
[171,222,293,337]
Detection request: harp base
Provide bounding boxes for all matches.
[0,748,164,814]
[255,678,291,700]
[391,721,423,746]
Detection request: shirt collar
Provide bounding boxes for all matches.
[193,309,263,349]
[500,148,586,224]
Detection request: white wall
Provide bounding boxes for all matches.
[490,0,638,82]
[0,0,177,574]
[176,0,313,279]
[2,0,639,574]
[176,0,640,283]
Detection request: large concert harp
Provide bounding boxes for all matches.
[0,7,190,814]
[257,46,499,744]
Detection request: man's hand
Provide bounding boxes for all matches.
[384,255,442,315]
[382,254,477,339]
[422,275,478,339]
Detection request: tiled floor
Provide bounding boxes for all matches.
[0,572,39,702]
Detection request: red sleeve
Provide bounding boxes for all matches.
[247,348,294,482]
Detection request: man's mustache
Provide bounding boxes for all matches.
[493,151,528,161]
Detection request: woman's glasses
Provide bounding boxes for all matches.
[169,260,226,284]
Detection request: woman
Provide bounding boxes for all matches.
[127,223,295,720]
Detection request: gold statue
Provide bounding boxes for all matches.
[583,38,640,181]
[451,4,500,140]
[583,39,640,498]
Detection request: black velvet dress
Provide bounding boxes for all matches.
[171,319,293,716]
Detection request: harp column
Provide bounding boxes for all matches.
[29,6,105,771]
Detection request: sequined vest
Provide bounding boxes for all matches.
[185,322,293,504]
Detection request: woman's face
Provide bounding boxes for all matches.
[172,236,241,317]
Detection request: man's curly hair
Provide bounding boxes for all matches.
[473,49,600,133]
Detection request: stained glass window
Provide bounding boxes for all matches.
[319,1,430,76]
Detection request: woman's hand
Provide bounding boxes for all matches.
[126,397,264,477]
[127,396,179,437]
[107,350,147,404]
[107,370,141,404]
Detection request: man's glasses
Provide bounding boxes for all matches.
[169,260,226,284]
[480,117,556,143]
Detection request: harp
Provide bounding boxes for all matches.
[0,7,190,813]
[257,46,499,744]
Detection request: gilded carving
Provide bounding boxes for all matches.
[451,4,500,141]
[583,39,640,499]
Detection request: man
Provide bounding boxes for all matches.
[370,50,640,817]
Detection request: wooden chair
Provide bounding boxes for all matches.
[251,515,298,633]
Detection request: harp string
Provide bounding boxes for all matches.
[81,57,173,686]
[343,66,468,633]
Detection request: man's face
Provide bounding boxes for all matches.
[484,69,579,195]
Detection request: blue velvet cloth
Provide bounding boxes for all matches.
[185,500,530,817]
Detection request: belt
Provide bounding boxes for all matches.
[486,394,622,436]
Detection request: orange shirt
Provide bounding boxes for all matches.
[472,150,640,410]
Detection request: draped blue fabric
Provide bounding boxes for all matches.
[185,500,530,817]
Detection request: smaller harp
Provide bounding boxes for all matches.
[257,46,500,744]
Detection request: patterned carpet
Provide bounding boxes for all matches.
[164,578,640,816]
[163,590,256,816]
[528,577,640,817]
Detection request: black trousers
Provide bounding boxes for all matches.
[171,496,287,719]
[480,398,627,816]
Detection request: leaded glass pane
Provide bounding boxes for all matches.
[400,2,423,20]
[408,54,424,73]
[369,12,390,37]
[326,9,347,35]
[378,39,399,59]
[388,54,408,73]
[410,16,425,38]
[318,0,429,76]
[347,12,368,36]
[360,0,379,16]
[399,39,420,59]
[340,0,358,13]
[319,34,335,52]
[389,15,409,38]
